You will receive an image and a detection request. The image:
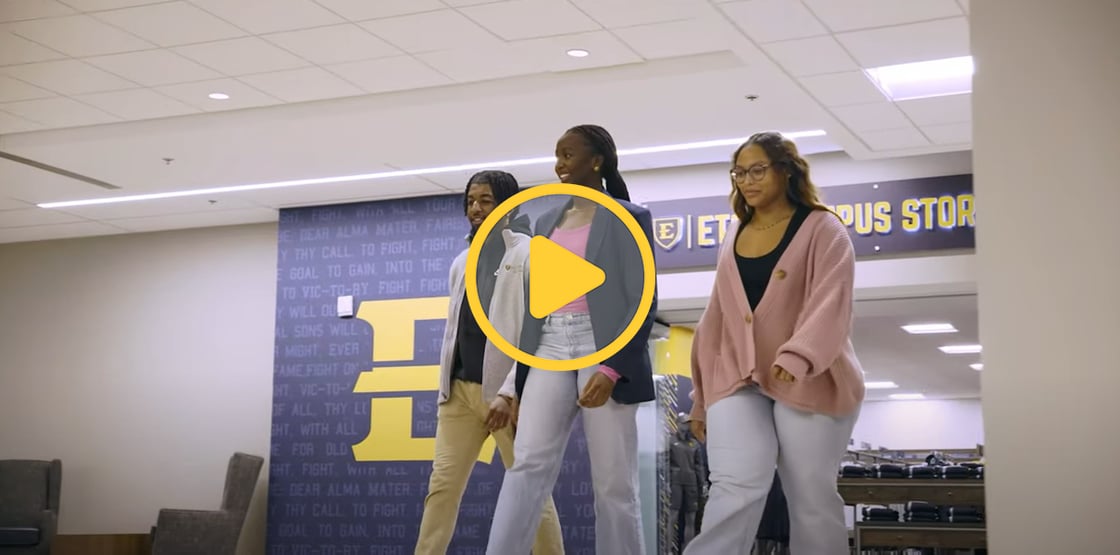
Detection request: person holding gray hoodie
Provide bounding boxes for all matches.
[414,170,564,555]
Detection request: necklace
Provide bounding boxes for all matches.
[749,212,793,231]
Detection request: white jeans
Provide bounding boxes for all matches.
[487,313,645,555]
[684,386,857,555]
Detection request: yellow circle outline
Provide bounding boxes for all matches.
[464,183,656,372]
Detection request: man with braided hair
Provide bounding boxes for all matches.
[415,170,564,555]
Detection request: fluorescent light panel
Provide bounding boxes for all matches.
[970,363,984,371]
[889,393,926,401]
[38,130,828,209]
[939,344,982,355]
[902,323,957,334]
[864,56,973,101]
[865,381,899,390]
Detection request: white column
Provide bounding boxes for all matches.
[973,1,1120,552]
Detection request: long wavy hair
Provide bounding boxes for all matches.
[729,131,830,223]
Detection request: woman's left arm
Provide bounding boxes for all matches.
[773,216,855,381]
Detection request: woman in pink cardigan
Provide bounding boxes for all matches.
[684,131,865,555]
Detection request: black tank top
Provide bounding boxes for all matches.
[734,205,811,311]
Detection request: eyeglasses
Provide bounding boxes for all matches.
[730,164,771,184]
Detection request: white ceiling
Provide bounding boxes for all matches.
[661,294,982,401]
[0,0,974,244]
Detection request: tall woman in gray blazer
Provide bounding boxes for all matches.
[487,125,658,555]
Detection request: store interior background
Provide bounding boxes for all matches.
[0,0,1027,553]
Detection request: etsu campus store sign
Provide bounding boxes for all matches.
[644,174,976,271]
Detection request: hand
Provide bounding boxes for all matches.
[773,365,796,383]
[486,396,516,432]
[690,419,706,443]
[578,372,616,408]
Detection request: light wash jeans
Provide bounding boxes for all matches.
[487,312,645,555]
[684,386,857,555]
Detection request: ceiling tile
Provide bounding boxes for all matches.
[312,0,446,21]
[414,44,539,83]
[802,0,962,32]
[0,75,55,102]
[442,0,502,5]
[54,0,169,10]
[921,122,971,145]
[0,207,84,228]
[799,71,884,107]
[85,49,223,86]
[720,0,827,44]
[0,96,118,127]
[94,2,247,47]
[568,0,699,29]
[614,16,735,60]
[2,59,137,95]
[460,0,600,40]
[108,207,278,232]
[762,35,858,76]
[831,102,910,132]
[155,78,282,111]
[836,17,970,68]
[897,93,971,126]
[360,9,500,54]
[517,30,643,72]
[0,221,125,244]
[858,126,930,150]
[239,66,363,103]
[5,14,154,56]
[326,56,451,94]
[263,24,401,66]
[0,31,66,65]
[75,88,199,120]
[190,0,343,34]
[0,0,75,22]
[0,109,43,133]
[173,37,311,76]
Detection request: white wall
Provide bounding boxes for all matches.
[974,1,1120,552]
[852,400,984,451]
[0,223,277,555]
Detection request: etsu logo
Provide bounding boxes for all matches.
[653,216,685,251]
[350,297,500,464]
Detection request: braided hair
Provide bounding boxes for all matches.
[566,124,631,201]
[463,170,520,215]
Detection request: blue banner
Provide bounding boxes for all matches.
[269,194,596,554]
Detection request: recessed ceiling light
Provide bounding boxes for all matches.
[889,393,926,401]
[865,381,899,390]
[939,344,982,355]
[208,92,230,100]
[566,48,589,58]
[970,363,984,371]
[864,55,973,101]
[902,323,958,334]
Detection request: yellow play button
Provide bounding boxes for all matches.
[463,183,656,372]
[528,235,606,319]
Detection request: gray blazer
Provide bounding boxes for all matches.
[437,227,530,404]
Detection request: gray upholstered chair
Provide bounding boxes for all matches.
[150,452,264,555]
[0,459,62,555]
